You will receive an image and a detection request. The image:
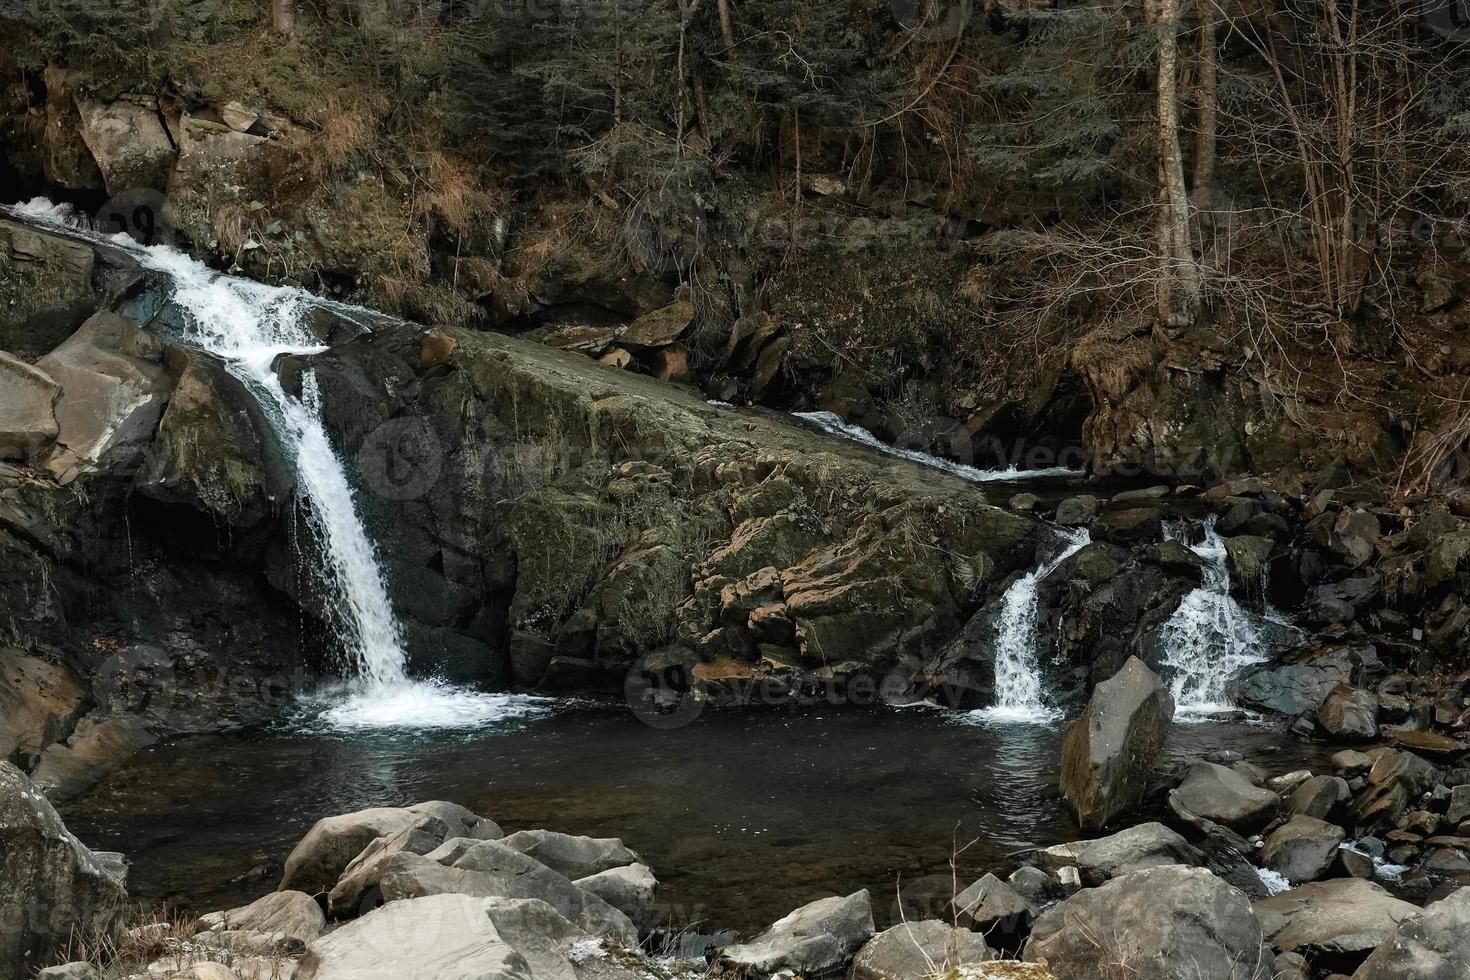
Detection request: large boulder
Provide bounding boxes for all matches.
[499,830,641,881]
[35,311,174,483]
[1022,866,1275,980]
[1288,775,1352,822]
[1032,822,1202,886]
[30,714,158,802]
[75,96,176,193]
[1352,887,1470,979]
[1233,646,1376,716]
[0,761,127,977]
[0,217,99,359]
[296,893,627,980]
[717,890,875,977]
[573,864,658,936]
[0,351,60,460]
[407,801,502,842]
[279,806,448,895]
[1171,762,1279,832]
[1059,656,1174,830]
[1254,879,1420,960]
[1354,750,1440,831]
[852,921,994,980]
[377,841,637,942]
[952,873,1037,947]
[1317,684,1380,740]
[198,890,326,945]
[328,823,448,918]
[1259,816,1345,885]
[0,649,85,769]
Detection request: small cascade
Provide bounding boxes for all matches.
[9,199,545,731]
[972,527,1091,724]
[1158,517,1267,719]
[792,411,1078,482]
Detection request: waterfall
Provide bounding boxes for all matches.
[9,200,545,731]
[1158,517,1267,719]
[965,527,1090,724]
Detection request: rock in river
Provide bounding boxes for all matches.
[1171,761,1280,833]
[1352,886,1470,979]
[1059,656,1175,830]
[852,920,994,980]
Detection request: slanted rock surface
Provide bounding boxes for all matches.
[717,890,875,977]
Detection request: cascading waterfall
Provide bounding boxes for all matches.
[968,527,1091,724]
[11,199,544,731]
[1158,516,1267,719]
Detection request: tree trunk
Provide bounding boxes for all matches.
[271,0,294,36]
[1193,4,1217,215]
[716,0,736,49]
[1149,0,1201,325]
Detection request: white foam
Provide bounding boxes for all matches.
[792,411,1078,482]
[1255,867,1291,895]
[11,196,82,226]
[303,680,551,732]
[956,527,1091,726]
[1159,517,1269,720]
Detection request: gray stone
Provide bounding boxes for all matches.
[0,762,127,978]
[1234,646,1376,716]
[0,649,85,768]
[1318,684,1380,740]
[406,801,502,841]
[1023,866,1275,980]
[574,864,658,936]
[500,830,642,881]
[36,964,102,980]
[35,311,173,483]
[852,920,994,980]
[1054,495,1098,526]
[1254,879,1420,957]
[329,823,449,918]
[295,894,534,980]
[280,806,448,895]
[30,714,157,802]
[1033,822,1202,886]
[1006,866,1058,905]
[1290,775,1352,821]
[75,96,176,193]
[1059,656,1174,829]
[1171,761,1280,832]
[198,889,325,944]
[379,842,637,942]
[952,873,1037,942]
[1446,785,1470,826]
[1333,749,1375,777]
[1260,816,1345,885]
[1352,886,1470,979]
[718,890,875,977]
[0,351,60,459]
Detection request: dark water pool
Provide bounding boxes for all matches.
[64,704,1334,935]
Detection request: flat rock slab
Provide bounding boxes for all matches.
[1254,878,1420,957]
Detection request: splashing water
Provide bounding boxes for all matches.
[1159,517,1267,720]
[792,411,1078,482]
[955,527,1091,725]
[7,200,546,731]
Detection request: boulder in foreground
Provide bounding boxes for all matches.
[1023,865,1275,980]
[718,890,875,977]
[1059,657,1175,830]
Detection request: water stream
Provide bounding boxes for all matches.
[1159,517,1269,719]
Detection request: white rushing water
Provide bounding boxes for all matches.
[8,199,546,731]
[957,527,1091,725]
[792,411,1078,482]
[1158,517,1268,720]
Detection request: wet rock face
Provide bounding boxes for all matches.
[0,762,127,977]
[289,324,1040,694]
